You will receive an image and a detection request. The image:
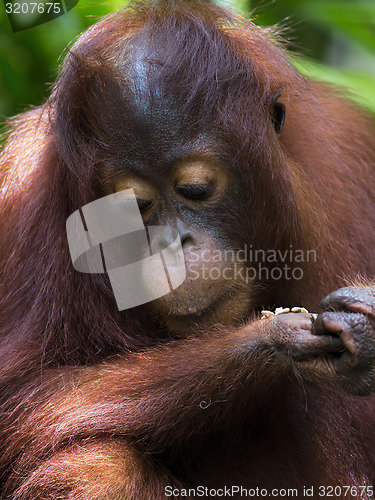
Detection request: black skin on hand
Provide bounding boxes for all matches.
[267,287,375,396]
[313,287,375,396]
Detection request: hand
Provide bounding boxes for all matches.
[311,287,375,396]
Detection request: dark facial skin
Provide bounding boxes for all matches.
[103,49,252,335]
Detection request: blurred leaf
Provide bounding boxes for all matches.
[298,1,375,54]
[293,56,375,113]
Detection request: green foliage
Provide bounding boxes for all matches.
[293,57,375,114]
[0,1,129,122]
[249,0,375,113]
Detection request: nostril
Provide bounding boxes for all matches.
[180,234,189,246]
[180,233,195,248]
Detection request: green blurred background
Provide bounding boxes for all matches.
[0,0,375,128]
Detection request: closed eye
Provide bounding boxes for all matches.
[176,184,213,200]
[136,199,154,211]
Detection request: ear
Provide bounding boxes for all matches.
[271,93,286,136]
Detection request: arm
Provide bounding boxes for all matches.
[2,312,347,498]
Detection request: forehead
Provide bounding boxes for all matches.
[127,42,182,131]
[112,40,215,174]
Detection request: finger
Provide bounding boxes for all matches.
[344,302,373,315]
[275,313,312,331]
[312,333,344,353]
[319,288,355,311]
[319,288,373,314]
[293,329,344,359]
[340,329,357,355]
[311,313,349,336]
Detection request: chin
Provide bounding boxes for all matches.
[156,287,252,335]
